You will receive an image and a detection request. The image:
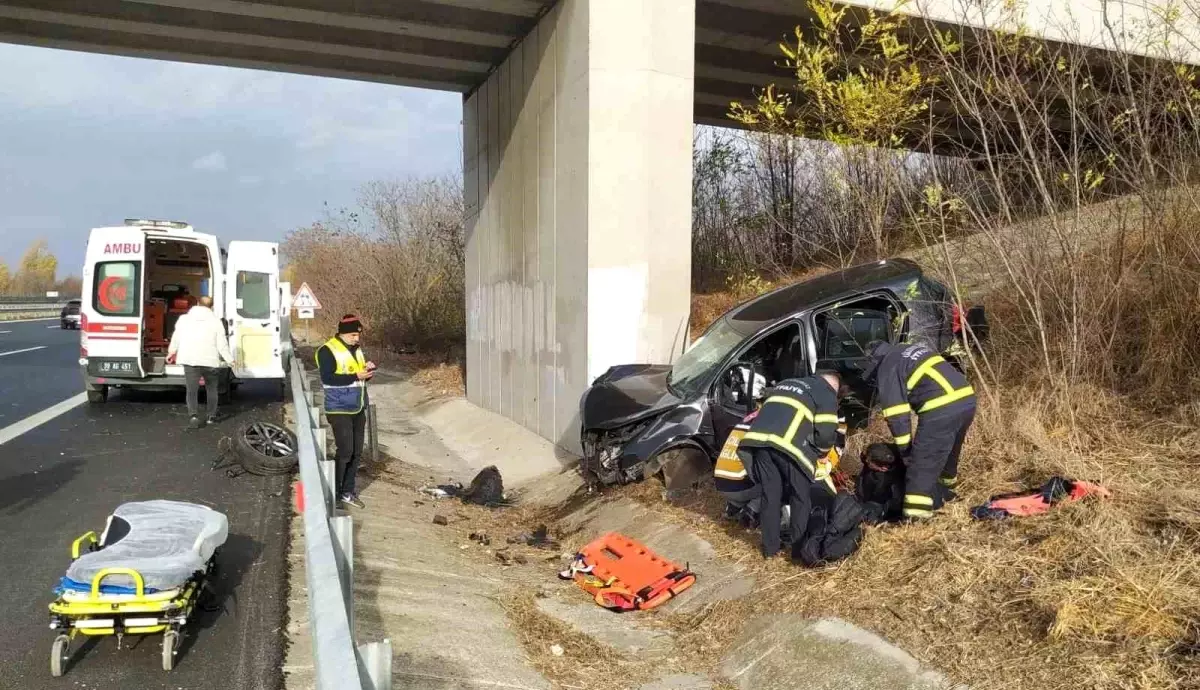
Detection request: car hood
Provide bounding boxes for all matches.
[580,364,684,430]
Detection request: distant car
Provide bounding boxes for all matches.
[60,299,81,329]
[578,258,987,490]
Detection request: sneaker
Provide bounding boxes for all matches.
[207,413,227,425]
[340,494,365,509]
[187,416,203,430]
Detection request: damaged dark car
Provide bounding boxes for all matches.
[579,258,986,490]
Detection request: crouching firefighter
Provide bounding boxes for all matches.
[732,372,844,559]
[865,341,977,521]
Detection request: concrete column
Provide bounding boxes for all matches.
[463,0,694,451]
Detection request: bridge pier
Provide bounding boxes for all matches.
[463,0,695,452]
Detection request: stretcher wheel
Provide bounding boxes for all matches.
[50,634,70,677]
[162,630,179,671]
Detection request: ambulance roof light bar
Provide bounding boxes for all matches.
[124,218,192,230]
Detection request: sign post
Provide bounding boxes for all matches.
[292,282,322,343]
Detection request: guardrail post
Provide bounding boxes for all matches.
[367,403,379,465]
[321,460,336,510]
[330,514,354,630]
[359,640,393,690]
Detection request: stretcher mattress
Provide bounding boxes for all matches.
[65,500,228,593]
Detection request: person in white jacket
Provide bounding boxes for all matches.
[167,296,235,429]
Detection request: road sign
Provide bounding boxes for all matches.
[297,308,315,319]
[293,282,322,310]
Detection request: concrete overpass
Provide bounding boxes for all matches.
[0,0,1191,449]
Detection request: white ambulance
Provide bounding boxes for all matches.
[79,219,289,403]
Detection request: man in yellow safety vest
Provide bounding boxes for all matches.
[315,314,376,509]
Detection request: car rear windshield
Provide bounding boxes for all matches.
[92,261,141,317]
[64,302,80,314]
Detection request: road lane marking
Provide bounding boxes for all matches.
[0,331,10,335]
[0,317,58,324]
[0,346,47,358]
[0,392,87,447]
[47,325,62,329]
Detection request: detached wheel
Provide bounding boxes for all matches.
[162,630,179,671]
[86,386,108,404]
[50,634,69,677]
[234,421,299,476]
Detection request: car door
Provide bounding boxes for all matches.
[83,229,147,379]
[810,306,893,424]
[224,241,285,379]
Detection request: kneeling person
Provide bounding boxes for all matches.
[734,372,842,558]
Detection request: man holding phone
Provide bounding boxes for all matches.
[316,314,376,509]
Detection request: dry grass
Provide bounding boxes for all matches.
[665,215,1200,687]
[612,390,1200,689]
[395,352,465,397]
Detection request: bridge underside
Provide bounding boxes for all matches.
[0,0,1013,145]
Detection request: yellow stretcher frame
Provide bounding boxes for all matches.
[47,531,210,675]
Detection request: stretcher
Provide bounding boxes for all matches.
[47,500,228,676]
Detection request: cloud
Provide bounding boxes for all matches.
[192,151,228,172]
[237,174,263,186]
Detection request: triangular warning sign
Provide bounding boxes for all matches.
[292,282,322,310]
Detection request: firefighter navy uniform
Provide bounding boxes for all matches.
[735,376,840,557]
[869,342,976,520]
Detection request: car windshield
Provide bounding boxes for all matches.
[667,317,746,398]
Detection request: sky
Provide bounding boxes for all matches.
[0,43,463,277]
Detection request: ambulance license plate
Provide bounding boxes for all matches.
[89,358,140,378]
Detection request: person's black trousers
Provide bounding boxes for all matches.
[329,411,366,497]
[905,402,977,518]
[748,447,830,558]
[183,365,219,420]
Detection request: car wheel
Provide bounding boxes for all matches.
[648,446,712,503]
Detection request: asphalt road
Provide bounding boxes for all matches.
[0,318,85,425]
[0,318,289,690]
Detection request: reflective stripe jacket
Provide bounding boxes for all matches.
[714,414,756,495]
[736,377,839,493]
[876,344,975,449]
[316,336,367,415]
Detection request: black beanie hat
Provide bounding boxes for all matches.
[337,314,364,335]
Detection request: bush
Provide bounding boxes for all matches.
[283,176,464,356]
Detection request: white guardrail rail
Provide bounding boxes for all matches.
[290,359,392,690]
[0,302,65,311]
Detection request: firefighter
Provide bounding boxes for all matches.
[864,341,977,521]
[734,372,841,558]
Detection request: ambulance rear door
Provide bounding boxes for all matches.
[224,241,285,379]
[81,228,147,379]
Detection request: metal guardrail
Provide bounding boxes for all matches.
[0,302,65,312]
[290,360,392,690]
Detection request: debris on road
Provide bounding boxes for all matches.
[462,466,505,506]
[419,482,463,499]
[971,477,1111,520]
[470,531,491,546]
[432,514,449,526]
[508,524,558,549]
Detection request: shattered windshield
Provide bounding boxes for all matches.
[667,317,746,399]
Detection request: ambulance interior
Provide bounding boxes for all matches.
[142,238,215,374]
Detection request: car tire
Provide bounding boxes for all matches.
[86,386,108,404]
[648,446,712,502]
